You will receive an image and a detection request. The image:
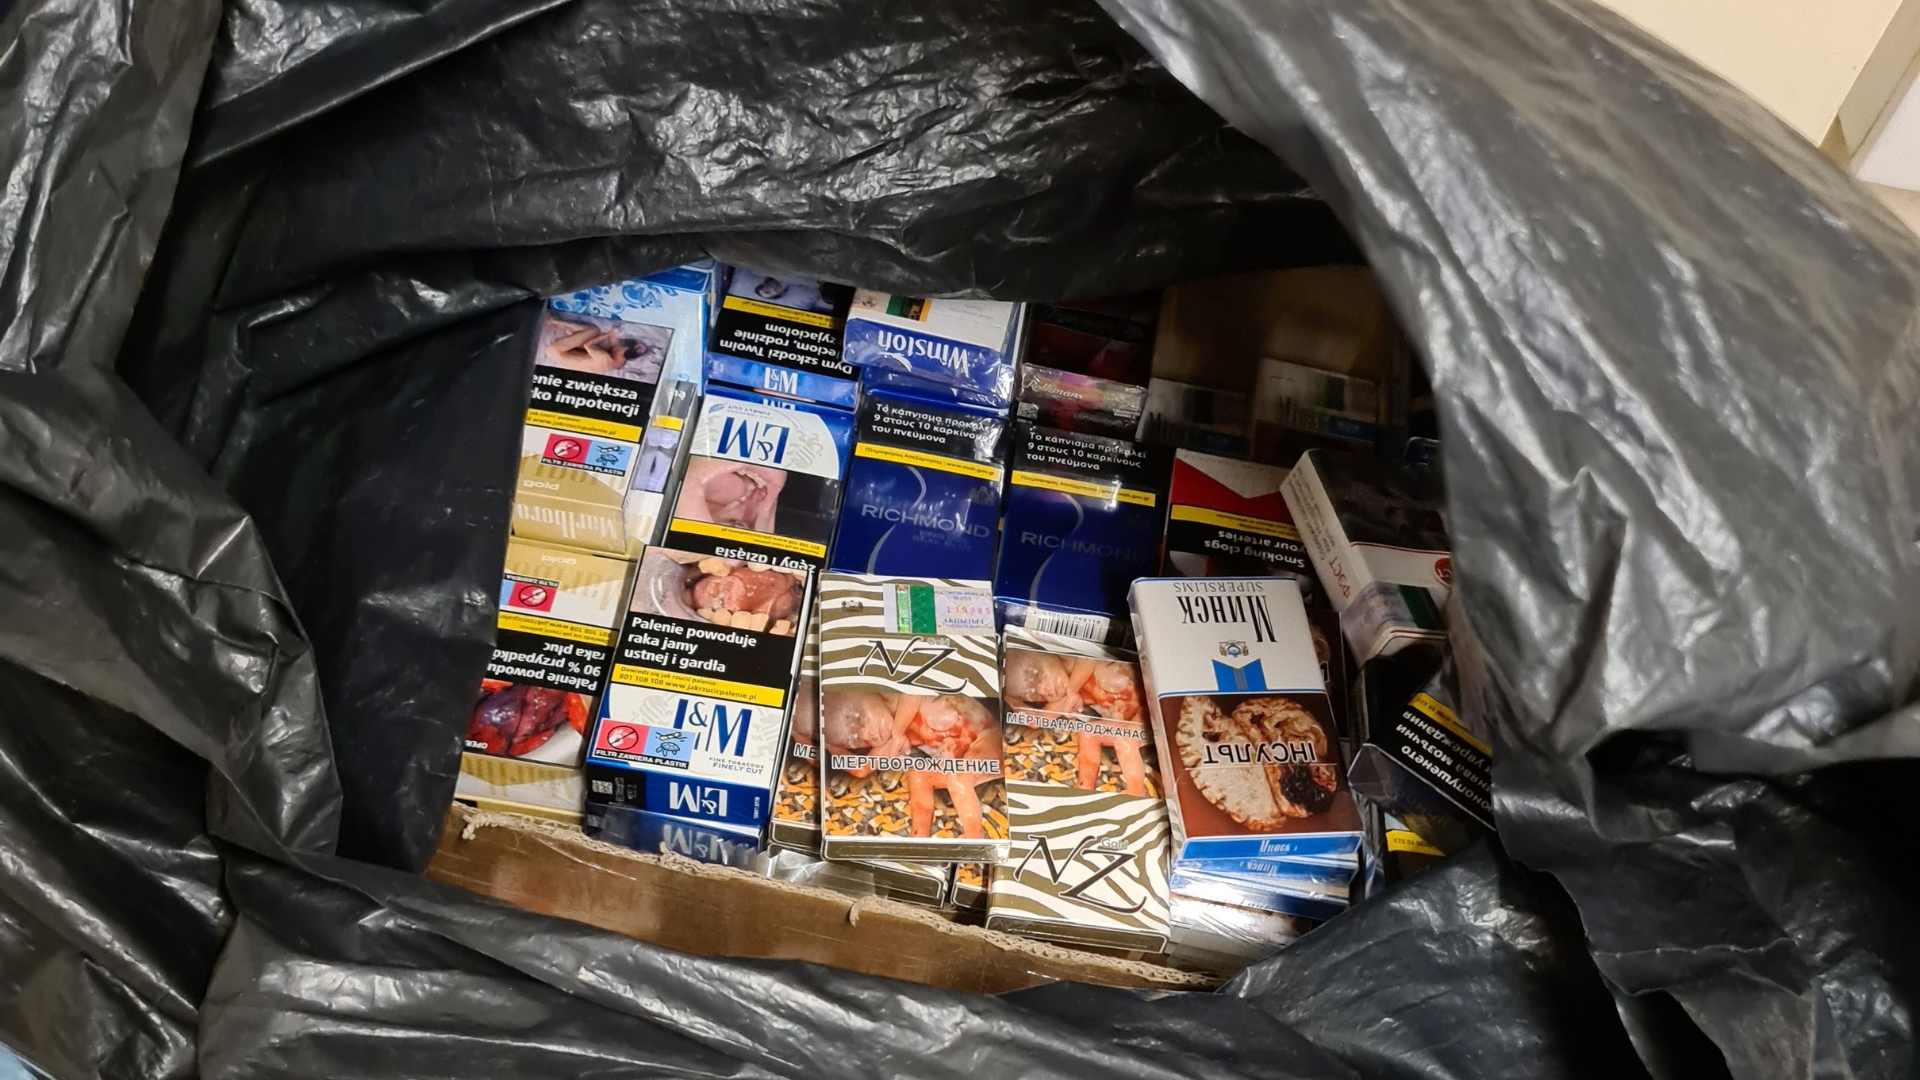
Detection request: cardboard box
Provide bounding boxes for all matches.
[830,393,1007,580]
[465,538,632,766]
[1128,577,1363,864]
[1280,450,1450,663]
[987,628,1171,953]
[583,547,811,839]
[706,268,859,409]
[816,573,1009,864]
[428,803,1212,994]
[661,387,853,571]
[842,292,1023,414]
[993,424,1168,643]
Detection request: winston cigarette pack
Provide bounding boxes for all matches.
[662,387,853,571]
[842,292,1023,414]
[1280,449,1450,662]
[993,423,1166,643]
[1128,577,1362,864]
[1162,451,1313,595]
[706,268,858,408]
[465,538,632,766]
[582,546,811,836]
[815,573,1008,863]
[987,627,1170,953]
[830,394,1007,579]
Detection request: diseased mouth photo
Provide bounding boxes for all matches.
[634,549,804,635]
[674,456,787,533]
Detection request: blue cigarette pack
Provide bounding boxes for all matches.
[583,800,764,869]
[828,393,1007,579]
[992,423,1168,643]
[661,386,855,572]
[705,267,859,409]
[842,291,1023,414]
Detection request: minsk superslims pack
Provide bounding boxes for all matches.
[830,394,1007,580]
[993,423,1168,643]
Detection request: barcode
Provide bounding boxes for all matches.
[1023,609,1112,643]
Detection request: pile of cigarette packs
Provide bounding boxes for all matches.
[455,262,1490,975]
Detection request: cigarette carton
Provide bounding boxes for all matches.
[987,627,1170,953]
[1280,449,1450,662]
[706,268,859,409]
[993,423,1167,643]
[465,538,632,766]
[830,393,1007,579]
[582,547,811,836]
[1128,577,1363,864]
[842,292,1023,414]
[662,387,854,571]
[1139,378,1250,458]
[1250,359,1379,464]
[816,573,1008,863]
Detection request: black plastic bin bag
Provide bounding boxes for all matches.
[3,0,1918,1076]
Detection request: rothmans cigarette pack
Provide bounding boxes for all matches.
[1162,451,1314,598]
[842,292,1023,415]
[1015,295,1158,438]
[465,538,632,766]
[992,423,1167,644]
[769,608,825,854]
[706,268,859,409]
[1128,577,1363,864]
[829,393,1007,580]
[1280,449,1450,663]
[815,573,1008,863]
[987,627,1170,953]
[662,386,853,571]
[518,263,717,555]
[582,546,811,839]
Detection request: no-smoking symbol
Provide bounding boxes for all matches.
[548,436,587,461]
[604,725,640,751]
[513,583,552,609]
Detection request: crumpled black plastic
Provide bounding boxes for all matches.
[3,0,1918,1074]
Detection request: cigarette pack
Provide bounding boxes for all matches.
[1162,451,1314,597]
[951,862,988,914]
[987,628,1170,953]
[706,268,859,409]
[582,547,811,836]
[769,608,824,854]
[1167,894,1314,975]
[842,292,1023,414]
[993,424,1167,644]
[815,573,1008,863]
[1013,365,1148,439]
[1023,295,1158,387]
[1168,866,1347,922]
[454,753,584,824]
[1128,577,1363,864]
[1250,359,1379,464]
[662,387,853,571]
[584,801,765,869]
[1139,378,1251,458]
[1350,653,1493,837]
[466,538,632,766]
[1280,450,1450,663]
[519,264,717,556]
[829,393,1007,580]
